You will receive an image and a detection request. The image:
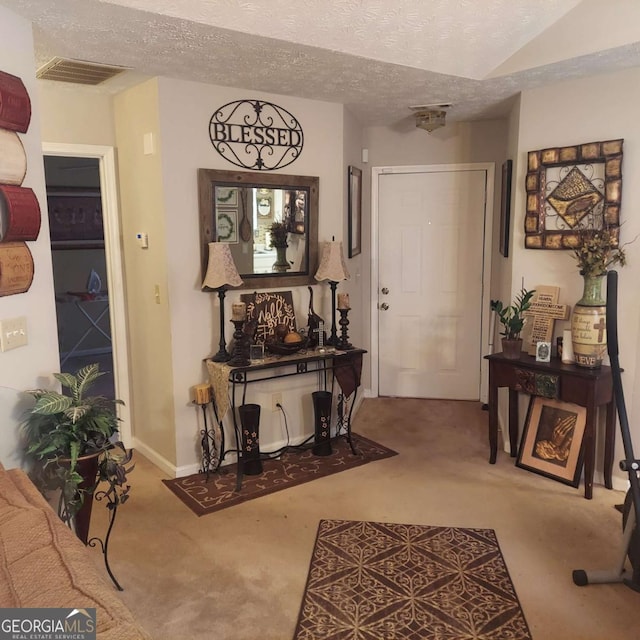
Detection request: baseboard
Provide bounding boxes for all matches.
[131,438,177,478]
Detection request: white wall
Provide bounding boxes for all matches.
[0,6,60,467]
[512,67,640,486]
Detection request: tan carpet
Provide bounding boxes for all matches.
[88,398,640,640]
[294,519,531,639]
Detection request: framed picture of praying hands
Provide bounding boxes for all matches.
[517,397,587,488]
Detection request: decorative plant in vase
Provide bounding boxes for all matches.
[491,288,536,359]
[22,363,133,543]
[269,221,290,271]
[570,226,627,368]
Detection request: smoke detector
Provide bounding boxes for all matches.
[409,104,452,133]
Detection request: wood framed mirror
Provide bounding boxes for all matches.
[198,168,319,289]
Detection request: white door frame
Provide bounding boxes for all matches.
[43,142,133,446]
[370,163,494,402]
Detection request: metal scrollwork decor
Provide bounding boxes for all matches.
[209,99,304,171]
[524,139,623,250]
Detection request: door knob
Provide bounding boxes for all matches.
[379,302,389,311]
[381,288,389,295]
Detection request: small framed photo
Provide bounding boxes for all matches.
[536,341,551,362]
[215,186,238,207]
[517,397,587,488]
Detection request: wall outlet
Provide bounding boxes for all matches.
[271,392,282,411]
[0,316,28,351]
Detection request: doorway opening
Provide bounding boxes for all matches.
[43,144,132,446]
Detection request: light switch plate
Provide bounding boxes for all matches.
[0,316,28,351]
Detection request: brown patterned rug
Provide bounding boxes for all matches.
[294,519,532,640]
[163,434,396,516]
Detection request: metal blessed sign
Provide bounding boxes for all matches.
[209,100,304,171]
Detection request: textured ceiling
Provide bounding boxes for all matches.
[2,0,640,126]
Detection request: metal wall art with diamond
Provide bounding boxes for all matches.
[209,100,304,171]
[524,139,623,249]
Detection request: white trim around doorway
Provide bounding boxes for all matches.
[370,163,494,403]
[43,142,133,447]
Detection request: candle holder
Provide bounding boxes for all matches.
[337,308,353,350]
[228,319,250,366]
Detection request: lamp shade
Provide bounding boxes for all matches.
[202,242,243,290]
[315,240,350,282]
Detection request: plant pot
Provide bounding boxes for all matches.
[501,338,523,359]
[571,274,606,368]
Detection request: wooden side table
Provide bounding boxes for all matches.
[485,352,616,499]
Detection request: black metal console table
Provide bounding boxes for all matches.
[206,348,365,490]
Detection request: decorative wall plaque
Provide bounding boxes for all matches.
[0,129,27,185]
[209,100,304,171]
[0,242,34,296]
[0,69,32,133]
[525,139,622,250]
[0,185,41,242]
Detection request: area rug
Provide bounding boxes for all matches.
[163,434,396,516]
[293,519,532,640]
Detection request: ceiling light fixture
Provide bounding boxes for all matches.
[409,104,452,133]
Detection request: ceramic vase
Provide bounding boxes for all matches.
[312,391,333,456]
[239,403,263,475]
[272,246,290,272]
[571,274,607,368]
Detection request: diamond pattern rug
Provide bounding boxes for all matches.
[163,434,396,516]
[294,519,532,640]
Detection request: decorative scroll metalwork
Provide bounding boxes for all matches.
[209,100,304,171]
[525,139,623,250]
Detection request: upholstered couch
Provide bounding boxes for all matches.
[0,462,150,639]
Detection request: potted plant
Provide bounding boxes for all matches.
[22,363,132,543]
[269,221,290,271]
[491,288,536,358]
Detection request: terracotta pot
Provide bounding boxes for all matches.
[501,338,523,359]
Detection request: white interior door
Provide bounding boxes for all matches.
[377,168,487,400]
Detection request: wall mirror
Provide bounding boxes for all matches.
[198,168,319,289]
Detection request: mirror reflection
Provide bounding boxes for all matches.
[199,169,319,290]
[213,185,308,275]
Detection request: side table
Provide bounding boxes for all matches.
[485,352,615,499]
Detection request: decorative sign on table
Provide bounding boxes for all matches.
[240,290,297,345]
[209,99,304,171]
[522,285,570,355]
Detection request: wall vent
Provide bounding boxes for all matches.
[36,57,128,85]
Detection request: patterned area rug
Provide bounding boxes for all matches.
[163,434,396,516]
[294,519,532,640]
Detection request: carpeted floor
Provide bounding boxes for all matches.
[162,433,397,515]
[294,519,532,640]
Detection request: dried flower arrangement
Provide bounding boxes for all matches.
[269,222,289,248]
[572,226,626,277]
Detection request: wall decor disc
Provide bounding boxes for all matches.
[0,69,32,133]
[0,185,41,242]
[0,129,27,185]
[209,99,303,171]
[0,241,34,296]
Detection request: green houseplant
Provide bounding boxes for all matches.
[491,288,535,358]
[22,363,132,541]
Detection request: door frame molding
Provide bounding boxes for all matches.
[370,163,495,402]
[43,142,132,446]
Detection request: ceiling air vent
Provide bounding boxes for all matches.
[36,57,128,85]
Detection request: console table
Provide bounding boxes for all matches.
[206,348,365,490]
[485,352,615,499]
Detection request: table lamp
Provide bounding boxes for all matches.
[315,240,350,346]
[202,242,243,362]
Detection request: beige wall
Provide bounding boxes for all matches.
[113,79,176,467]
[512,67,640,487]
[38,82,116,146]
[0,6,60,467]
